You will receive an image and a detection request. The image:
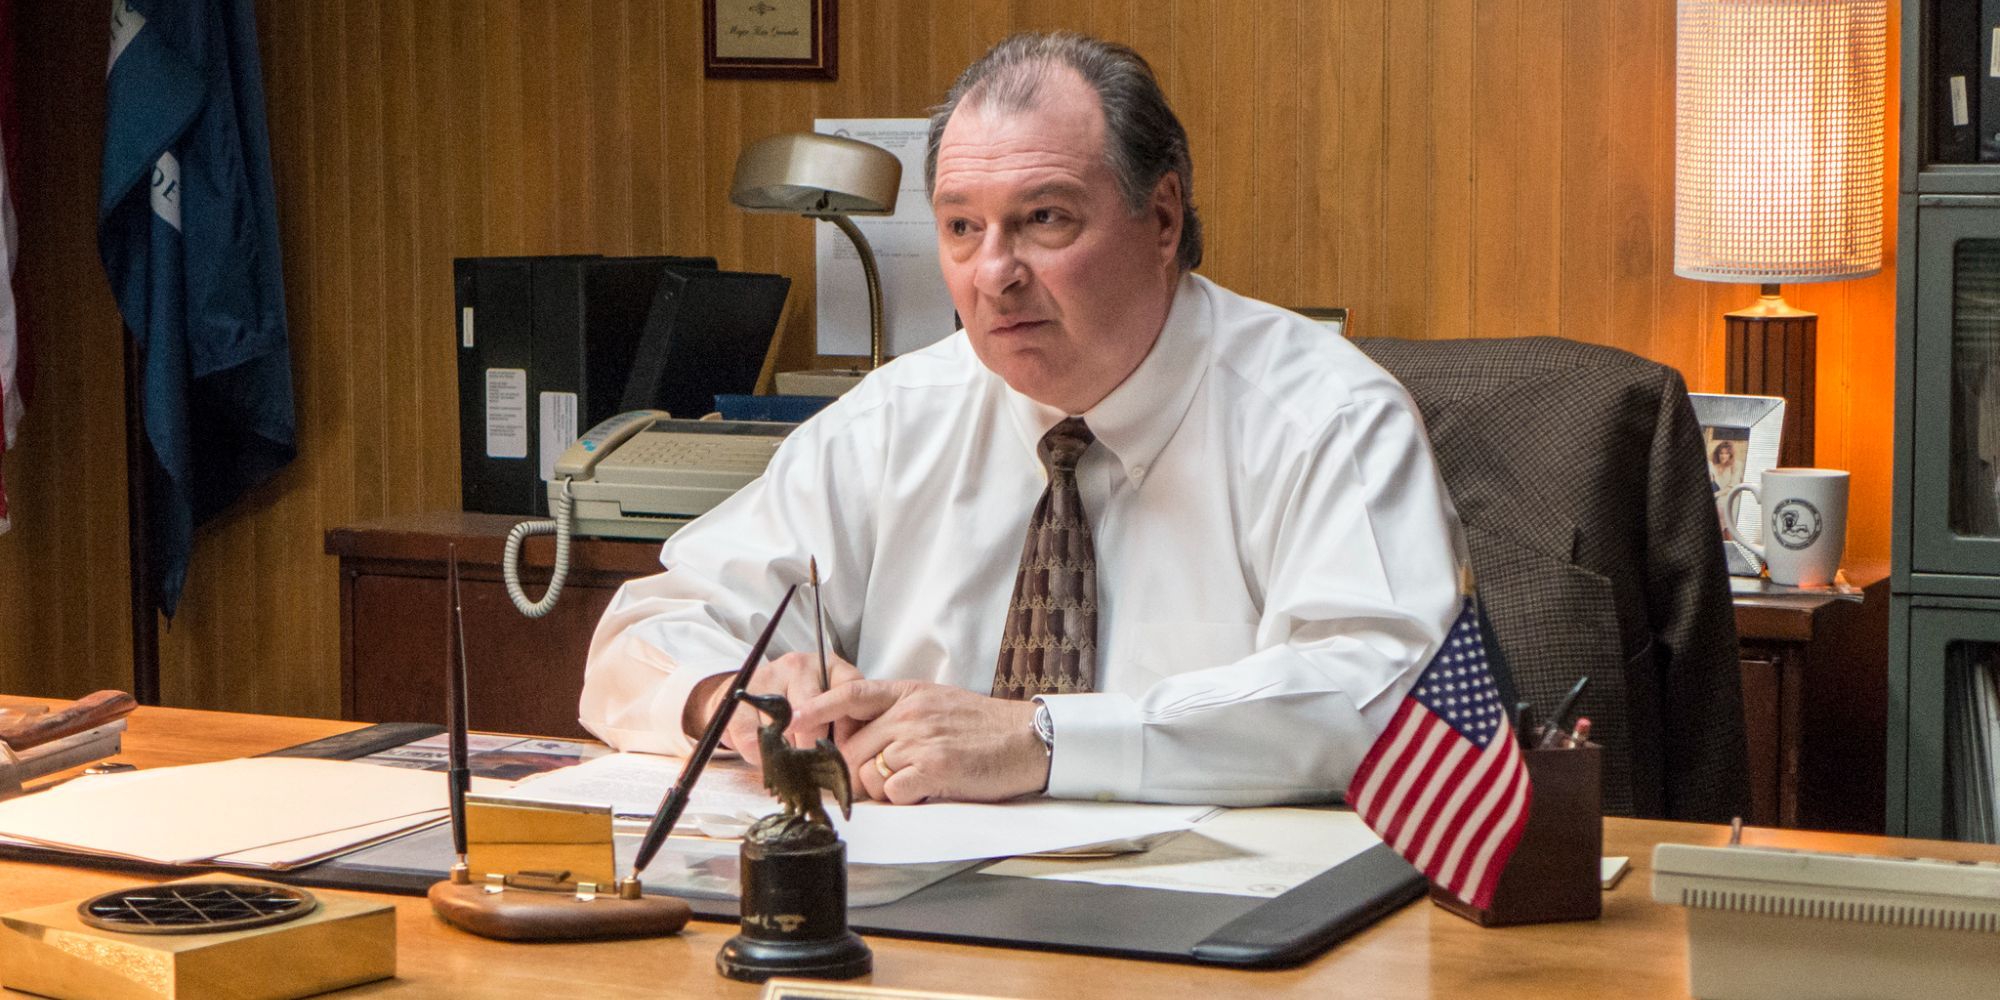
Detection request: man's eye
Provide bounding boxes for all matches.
[947,219,973,237]
[1029,209,1060,225]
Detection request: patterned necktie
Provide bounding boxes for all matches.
[993,417,1098,699]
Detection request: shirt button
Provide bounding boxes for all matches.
[1131,464,1146,480]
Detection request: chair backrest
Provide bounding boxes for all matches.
[1353,335,1748,822]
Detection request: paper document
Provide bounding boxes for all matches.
[813,118,958,357]
[0,757,503,869]
[984,807,1382,898]
[497,751,1210,866]
[491,751,777,837]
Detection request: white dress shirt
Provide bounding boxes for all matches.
[581,274,1464,806]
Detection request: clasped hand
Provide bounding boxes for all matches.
[689,653,1048,804]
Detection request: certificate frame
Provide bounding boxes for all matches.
[704,0,838,81]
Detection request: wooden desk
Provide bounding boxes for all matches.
[328,514,1891,830]
[3,695,1993,999]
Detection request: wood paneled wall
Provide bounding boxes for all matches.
[0,1,1899,716]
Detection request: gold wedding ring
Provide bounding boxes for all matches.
[873,751,894,780]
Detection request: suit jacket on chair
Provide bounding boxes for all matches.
[1355,335,1748,822]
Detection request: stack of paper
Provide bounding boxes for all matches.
[492,752,1214,866]
[984,808,1382,898]
[0,758,502,869]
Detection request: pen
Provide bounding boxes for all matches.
[1568,717,1591,748]
[445,546,471,872]
[811,556,833,744]
[1515,701,1536,752]
[1550,675,1590,733]
[629,583,798,881]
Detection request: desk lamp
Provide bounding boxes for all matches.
[1674,0,1886,468]
[731,132,901,391]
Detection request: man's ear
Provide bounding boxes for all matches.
[1149,173,1183,267]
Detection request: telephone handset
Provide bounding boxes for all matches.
[553,409,668,481]
[503,409,792,618]
[503,409,667,618]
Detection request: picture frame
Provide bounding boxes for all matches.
[704,0,838,81]
[1689,392,1786,576]
[1287,306,1350,337]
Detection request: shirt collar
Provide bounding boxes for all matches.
[1000,274,1209,485]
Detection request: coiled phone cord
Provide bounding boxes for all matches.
[502,478,574,618]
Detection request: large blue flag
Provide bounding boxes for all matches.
[98,0,295,616]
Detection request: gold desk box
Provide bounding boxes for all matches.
[0,874,395,1000]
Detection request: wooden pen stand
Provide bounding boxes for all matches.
[1431,744,1602,927]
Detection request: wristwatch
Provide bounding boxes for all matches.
[1031,701,1055,757]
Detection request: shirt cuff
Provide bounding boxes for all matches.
[1038,692,1143,800]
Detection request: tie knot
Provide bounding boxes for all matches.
[1039,417,1093,472]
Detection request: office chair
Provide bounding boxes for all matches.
[1354,335,1749,823]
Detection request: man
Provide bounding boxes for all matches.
[580,32,1463,807]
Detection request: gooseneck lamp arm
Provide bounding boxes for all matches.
[814,213,885,371]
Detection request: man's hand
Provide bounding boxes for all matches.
[791,681,1049,804]
[683,651,864,769]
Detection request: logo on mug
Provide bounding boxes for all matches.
[1771,499,1823,550]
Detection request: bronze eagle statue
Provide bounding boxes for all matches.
[738,693,853,845]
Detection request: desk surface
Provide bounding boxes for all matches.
[4,696,1991,1000]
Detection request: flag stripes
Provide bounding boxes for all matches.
[1347,597,1531,911]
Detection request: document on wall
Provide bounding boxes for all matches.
[983,807,1383,898]
[0,757,509,869]
[493,751,1212,866]
[813,118,959,358]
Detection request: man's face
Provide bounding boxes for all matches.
[931,70,1182,414]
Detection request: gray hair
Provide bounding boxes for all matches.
[924,32,1203,272]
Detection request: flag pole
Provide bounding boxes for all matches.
[122,326,159,706]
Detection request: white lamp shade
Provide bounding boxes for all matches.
[1674,0,1886,284]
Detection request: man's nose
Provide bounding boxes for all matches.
[971,231,1027,297]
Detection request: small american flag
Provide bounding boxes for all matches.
[1347,597,1531,909]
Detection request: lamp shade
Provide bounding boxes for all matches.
[1674,0,1886,284]
[729,132,901,217]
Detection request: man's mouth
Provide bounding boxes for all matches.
[989,319,1049,335]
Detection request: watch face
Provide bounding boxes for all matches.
[1032,704,1055,749]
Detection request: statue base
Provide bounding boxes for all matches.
[716,838,871,983]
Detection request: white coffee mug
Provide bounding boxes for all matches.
[1720,468,1849,587]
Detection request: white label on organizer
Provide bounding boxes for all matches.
[485,368,529,459]
[539,391,578,483]
[1954,76,1972,127]
[460,306,475,348]
[1993,29,2000,76]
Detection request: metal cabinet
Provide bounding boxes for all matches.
[1908,205,2000,583]
[1888,1,2000,837]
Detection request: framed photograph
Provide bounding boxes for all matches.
[1690,393,1785,576]
[1287,306,1350,337]
[704,0,838,81]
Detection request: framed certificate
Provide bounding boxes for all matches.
[704,0,838,81]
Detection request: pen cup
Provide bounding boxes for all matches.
[1430,743,1602,926]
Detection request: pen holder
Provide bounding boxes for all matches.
[1430,743,1601,926]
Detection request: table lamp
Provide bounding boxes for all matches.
[1674,0,1886,468]
[731,132,901,390]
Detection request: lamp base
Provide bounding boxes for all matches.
[1725,289,1815,469]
